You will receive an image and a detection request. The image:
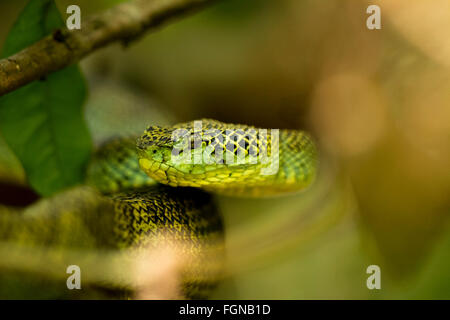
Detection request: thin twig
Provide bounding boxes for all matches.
[0,0,217,96]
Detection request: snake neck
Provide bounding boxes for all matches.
[86,136,156,194]
[196,130,317,197]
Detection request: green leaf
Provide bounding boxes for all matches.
[0,0,92,196]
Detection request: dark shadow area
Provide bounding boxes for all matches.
[0,182,39,207]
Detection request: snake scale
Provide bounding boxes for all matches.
[0,119,317,299]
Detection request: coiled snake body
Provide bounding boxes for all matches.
[0,119,317,299]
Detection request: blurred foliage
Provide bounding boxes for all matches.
[0,0,449,299]
[0,0,91,196]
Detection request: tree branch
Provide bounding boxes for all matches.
[0,0,217,97]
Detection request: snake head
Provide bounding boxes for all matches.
[136,121,265,187]
[137,123,207,185]
[137,124,208,185]
[137,124,174,164]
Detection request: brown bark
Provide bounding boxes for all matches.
[0,0,216,96]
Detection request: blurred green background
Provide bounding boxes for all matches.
[0,0,449,299]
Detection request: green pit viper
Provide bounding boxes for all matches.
[0,119,317,299]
